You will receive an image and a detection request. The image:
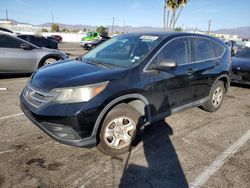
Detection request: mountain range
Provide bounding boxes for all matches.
[1,19,250,38]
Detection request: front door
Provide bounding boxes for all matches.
[144,37,195,116]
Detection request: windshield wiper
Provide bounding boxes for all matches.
[84,59,111,69]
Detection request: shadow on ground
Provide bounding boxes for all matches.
[231,83,250,89]
[119,120,188,188]
[0,73,31,80]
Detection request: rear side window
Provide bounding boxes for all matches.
[193,38,215,61]
[211,41,225,58]
[158,38,191,65]
[0,34,22,48]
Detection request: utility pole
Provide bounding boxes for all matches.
[6,9,8,21]
[52,13,54,24]
[111,17,115,35]
[207,20,212,35]
[163,0,166,29]
[123,20,126,33]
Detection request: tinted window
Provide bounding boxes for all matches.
[193,38,214,61]
[18,35,28,40]
[212,41,225,57]
[0,34,22,48]
[30,36,44,42]
[158,38,190,65]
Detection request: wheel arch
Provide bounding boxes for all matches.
[38,54,62,68]
[91,94,151,140]
[213,74,230,93]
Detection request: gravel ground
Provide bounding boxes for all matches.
[0,43,249,188]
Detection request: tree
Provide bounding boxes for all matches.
[72,29,80,33]
[42,28,48,32]
[164,0,188,29]
[96,26,107,33]
[62,28,69,33]
[51,23,60,32]
[174,27,182,32]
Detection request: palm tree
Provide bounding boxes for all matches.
[164,0,188,30]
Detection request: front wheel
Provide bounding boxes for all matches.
[97,104,143,156]
[39,57,58,68]
[201,81,225,112]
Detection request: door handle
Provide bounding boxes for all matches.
[186,68,195,75]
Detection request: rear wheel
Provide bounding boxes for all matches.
[201,81,225,112]
[39,57,58,68]
[97,104,143,156]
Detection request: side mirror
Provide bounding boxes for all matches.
[20,43,33,50]
[151,59,177,70]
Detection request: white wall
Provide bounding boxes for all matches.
[43,32,86,42]
[17,31,86,42]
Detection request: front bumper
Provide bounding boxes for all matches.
[80,41,99,49]
[20,101,97,148]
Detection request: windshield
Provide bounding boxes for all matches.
[83,34,163,68]
[235,48,250,58]
[86,32,92,37]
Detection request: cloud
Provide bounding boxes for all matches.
[129,2,141,10]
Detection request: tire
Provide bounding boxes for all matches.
[97,103,143,156]
[201,81,225,112]
[39,57,58,68]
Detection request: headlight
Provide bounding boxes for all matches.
[53,81,109,103]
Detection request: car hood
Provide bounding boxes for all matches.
[232,57,250,71]
[31,59,127,91]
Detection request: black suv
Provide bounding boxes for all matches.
[20,32,231,156]
[18,34,58,49]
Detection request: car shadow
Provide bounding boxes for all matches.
[231,82,250,89]
[0,73,31,80]
[119,120,188,188]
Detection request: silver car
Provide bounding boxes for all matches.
[0,31,68,74]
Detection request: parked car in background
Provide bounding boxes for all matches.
[231,47,250,85]
[225,40,238,55]
[49,35,63,43]
[80,31,111,50]
[18,34,58,49]
[0,27,14,34]
[20,32,231,156]
[0,31,68,74]
[80,31,100,50]
[245,41,250,48]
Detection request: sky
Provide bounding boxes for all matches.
[0,0,249,30]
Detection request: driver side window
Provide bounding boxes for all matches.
[157,38,191,65]
[0,34,22,48]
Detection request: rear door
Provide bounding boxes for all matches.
[190,37,221,100]
[0,34,37,73]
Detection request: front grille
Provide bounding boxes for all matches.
[23,84,57,108]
